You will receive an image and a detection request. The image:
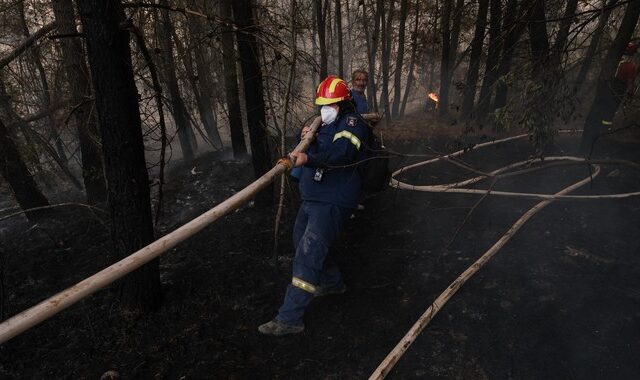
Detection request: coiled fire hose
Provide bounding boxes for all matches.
[369,131,640,379]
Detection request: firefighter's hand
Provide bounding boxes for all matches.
[289,152,308,167]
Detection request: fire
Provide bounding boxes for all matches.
[426,92,439,111]
[428,92,439,102]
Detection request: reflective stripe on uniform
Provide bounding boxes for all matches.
[292,277,317,293]
[601,120,613,126]
[333,130,362,149]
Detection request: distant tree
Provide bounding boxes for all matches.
[77,0,162,310]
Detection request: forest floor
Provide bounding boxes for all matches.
[1,112,640,379]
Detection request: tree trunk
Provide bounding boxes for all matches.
[18,3,66,163]
[476,0,503,122]
[380,0,395,123]
[158,1,196,161]
[391,0,409,118]
[363,0,382,112]
[400,0,420,117]
[574,0,619,94]
[51,0,106,205]
[0,117,49,220]
[219,0,248,159]
[549,0,578,70]
[580,0,640,153]
[335,0,344,79]
[77,0,162,311]
[460,0,489,120]
[527,0,550,78]
[438,0,452,116]
[315,0,328,79]
[186,4,223,150]
[491,0,528,114]
[232,0,274,206]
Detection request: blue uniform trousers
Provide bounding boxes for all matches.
[276,201,351,326]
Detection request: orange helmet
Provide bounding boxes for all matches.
[315,75,352,105]
[624,42,637,55]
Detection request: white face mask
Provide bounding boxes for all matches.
[320,105,338,125]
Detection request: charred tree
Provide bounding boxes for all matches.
[363,0,382,112]
[549,0,578,71]
[0,117,49,220]
[527,0,550,78]
[335,0,344,78]
[580,0,640,153]
[476,0,502,122]
[460,0,489,120]
[574,0,619,94]
[232,0,274,206]
[491,0,528,114]
[400,0,420,117]
[77,0,162,310]
[438,0,452,116]
[315,0,328,80]
[380,0,395,123]
[158,1,197,161]
[51,0,106,205]
[391,0,408,118]
[186,1,223,150]
[219,0,248,159]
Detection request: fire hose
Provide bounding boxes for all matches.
[369,131,640,379]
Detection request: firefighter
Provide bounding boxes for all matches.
[259,76,369,336]
[601,42,637,129]
[350,68,369,114]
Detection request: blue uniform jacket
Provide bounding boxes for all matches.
[351,90,369,114]
[299,113,369,209]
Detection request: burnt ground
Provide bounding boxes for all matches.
[1,117,640,379]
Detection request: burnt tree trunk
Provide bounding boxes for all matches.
[460,0,489,120]
[574,0,619,94]
[0,117,49,220]
[391,0,409,118]
[335,0,344,78]
[400,0,420,117]
[549,0,578,71]
[476,0,502,122]
[438,0,452,116]
[220,0,248,159]
[77,0,162,311]
[186,3,223,150]
[158,1,196,160]
[380,0,394,123]
[580,0,640,153]
[52,0,106,204]
[232,0,274,206]
[315,0,328,80]
[363,0,382,112]
[491,0,528,114]
[527,0,550,78]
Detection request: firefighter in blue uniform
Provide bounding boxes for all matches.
[259,76,369,336]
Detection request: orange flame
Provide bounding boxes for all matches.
[428,92,439,102]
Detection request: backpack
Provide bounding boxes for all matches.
[360,127,391,192]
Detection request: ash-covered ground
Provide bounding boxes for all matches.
[1,117,640,379]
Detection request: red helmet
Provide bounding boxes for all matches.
[624,42,637,55]
[315,75,352,105]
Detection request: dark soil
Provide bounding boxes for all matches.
[1,118,640,379]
